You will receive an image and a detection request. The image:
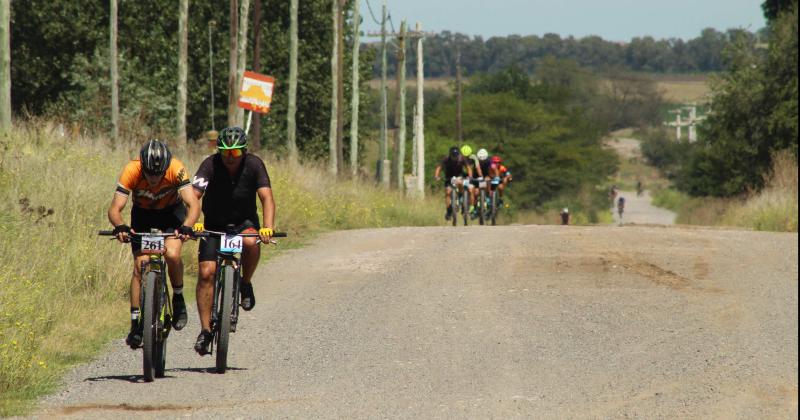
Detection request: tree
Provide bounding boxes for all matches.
[110,0,119,142]
[681,5,798,196]
[286,0,299,162]
[176,0,189,145]
[0,0,10,129]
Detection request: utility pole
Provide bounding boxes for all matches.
[208,21,216,133]
[250,0,262,150]
[0,0,11,130]
[367,15,426,189]
[110,0,119,143]
[336,0,345,174]
[455,47,462,143]
[286,0,299,163]
[176,0,189,146]
[414,22,425,198]
[393,20,407,190]
[379,1,389,186]
[349,0,361,177]
[235,0,251,128]
[328,0,339,175]
[227,0,238,127]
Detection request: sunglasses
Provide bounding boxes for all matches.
[219,148,245,158]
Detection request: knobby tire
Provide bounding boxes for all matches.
[216,265,234,374]
[491,189,498,226]
[450,188,458,227]
[154,278,168,378]
[462,188,470,226]
[479,189,486,225]
[142,271,157,382]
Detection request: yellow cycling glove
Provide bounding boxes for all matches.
[259,227,274,238]
[192,223,205,232]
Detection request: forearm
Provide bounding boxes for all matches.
[108,208,124,227]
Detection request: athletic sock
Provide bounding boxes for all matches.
[130,307,140,329]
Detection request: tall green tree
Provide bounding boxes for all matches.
[681,4,798,196]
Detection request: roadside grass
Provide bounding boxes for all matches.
[0,123,439,416]
[651,152,798,232]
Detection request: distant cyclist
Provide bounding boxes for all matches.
[636,180,644,197]
[459,144,480,215]
[617,196,626,219]
[487,155,512,205]
[433,146,472,220]
[609,185,618,208]
[107,140,200,349]
[469,148,491,218]
[560,207,570,225]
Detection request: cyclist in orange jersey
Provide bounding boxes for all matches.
[107,139,201,349]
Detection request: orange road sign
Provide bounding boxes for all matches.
[237,71,275,113]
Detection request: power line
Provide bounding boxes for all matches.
[364,0,382,25]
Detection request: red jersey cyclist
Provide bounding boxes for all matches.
[488,155,513,205]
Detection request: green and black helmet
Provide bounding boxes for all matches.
[217,126,247,150]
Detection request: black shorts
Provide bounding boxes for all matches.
[198,219,260,262]
[130,204,186,253]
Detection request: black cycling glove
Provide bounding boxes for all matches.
[177,225,193,236]
[112,224,131,235]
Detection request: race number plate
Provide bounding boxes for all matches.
[220,234,243,253]
[141,235,165,254]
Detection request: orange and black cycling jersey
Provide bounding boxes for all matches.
[115,159,191,209]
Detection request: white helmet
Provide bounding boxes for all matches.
[563,208,569,213]
[477,148,489,161]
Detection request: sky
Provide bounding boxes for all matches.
[359,0,767,41]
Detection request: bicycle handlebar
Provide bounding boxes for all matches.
[98,231,177,237]
[194,230,288,238]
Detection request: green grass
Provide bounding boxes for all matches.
[0,122,440,416]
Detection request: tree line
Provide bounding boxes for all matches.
[641,1,797,197]
[369,27,765,78]
[4,0,373,164]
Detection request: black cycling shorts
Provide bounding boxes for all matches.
[130,204,186,253]
[198,219,260,262]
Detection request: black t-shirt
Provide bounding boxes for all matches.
[477,159,491,178]
[192,153,271,229]
[440,156,468,178]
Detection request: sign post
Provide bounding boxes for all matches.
[237,71,276,135]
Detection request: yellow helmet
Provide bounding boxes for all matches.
[460,145,472,156]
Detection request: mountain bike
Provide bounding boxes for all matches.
[469,177,487,225]
[194,227,287,373]
[449,177,470,226]
[486,176,502,226]
[99,229,174,382]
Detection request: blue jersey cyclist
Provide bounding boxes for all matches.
[190,127,277,355]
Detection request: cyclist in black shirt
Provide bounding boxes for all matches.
[190,126,276,355]
[434,146,473,220]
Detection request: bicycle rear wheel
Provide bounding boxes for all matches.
[462,188,470,226]
[491,189,498,226]
[215,265,234,374]
[450,188,458,227]
[154,280,169,378]
[479,189,486,225]
[142,271,157,382]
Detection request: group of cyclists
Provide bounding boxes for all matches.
[107,126,276,357]
[433,145,512,221]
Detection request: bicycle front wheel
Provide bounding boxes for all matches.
[142,271,157,382]
[479,189,486,225]
[491,189,498,226]
[215,265,234,374]
[154,279,169,378]
[450,188,458,227]
[462,188,469,226]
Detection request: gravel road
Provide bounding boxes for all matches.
[32,225,797,419]
[613,190,676,226]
